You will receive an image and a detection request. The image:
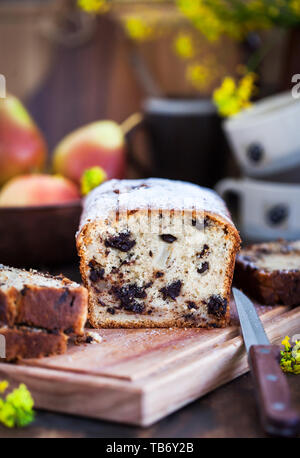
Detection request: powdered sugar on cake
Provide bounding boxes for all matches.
[78,178,233,232]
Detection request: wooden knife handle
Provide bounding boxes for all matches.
[249,345,300,437]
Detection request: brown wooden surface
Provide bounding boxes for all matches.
[0,300,299,429]
[0,265,299,437]
[0,372,299,438]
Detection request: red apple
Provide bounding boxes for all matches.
[0,174,80,207]
[52,121,126,185]
[0,94,47,185]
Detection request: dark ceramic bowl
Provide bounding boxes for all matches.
[0,201,82,268]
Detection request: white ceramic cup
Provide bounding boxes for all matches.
[223,92,300,178]
[216,178,300,241]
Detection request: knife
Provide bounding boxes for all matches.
[232,287,300,437]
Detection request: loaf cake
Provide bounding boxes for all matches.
[77,178,240,328]
[0,265,88,360]
[235,239,300,305]
[0,326,68,361]
[0,265,88,334]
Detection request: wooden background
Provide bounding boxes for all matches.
[0,1,294,153]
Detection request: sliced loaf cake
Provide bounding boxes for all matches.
[77,178,240,328]
[0,325,68,361]
[235,239,300,305]
[0,265,88,361]
[0,264,88,334]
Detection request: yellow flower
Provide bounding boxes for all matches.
[282,336,291,349]
[0,383,35,428]
[0,381,8,394]
[174,33,195,59]
[124,17,155,42]
[0,399,16,428]
[176,0,242,41]
[186,63,211,90]
[213,73,256,117]
[77,0,109,14]
[81,166,107,196]
[291,0,300,15]
[180,1,224,41]
[237,74,256,102]
[280,336,300,374]
[218,77,236,96]
[176,0,278,41]
[292,341,300,360]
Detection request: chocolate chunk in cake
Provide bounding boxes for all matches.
[160,234,177,244]
[207,295,227,318]
[160,280,182,300]
[88,260,105,282]
[104,232,136,252]
[197,262,209,274]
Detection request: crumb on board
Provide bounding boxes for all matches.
[74,330,103,345]
[85,331,103,344]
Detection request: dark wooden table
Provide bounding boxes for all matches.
[0,372,299,438]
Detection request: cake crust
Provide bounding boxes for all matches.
[0,287,17,326]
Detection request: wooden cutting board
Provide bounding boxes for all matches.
[0,300,299,426]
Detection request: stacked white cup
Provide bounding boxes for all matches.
[216,92,300,241]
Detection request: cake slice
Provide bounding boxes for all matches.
[235,239,300,305]
[0,325,68,361]
[77,178,240,328]
[0,265,88,335]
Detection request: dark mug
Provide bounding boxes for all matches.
[126,97,228,187]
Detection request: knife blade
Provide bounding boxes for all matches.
[232,287,300,437]
[232,287,269,351]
